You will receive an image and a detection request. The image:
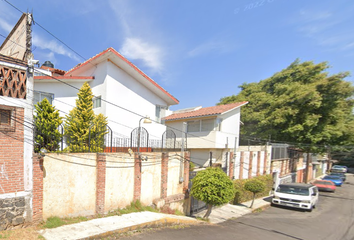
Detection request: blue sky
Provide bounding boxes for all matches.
[1,0,354,110]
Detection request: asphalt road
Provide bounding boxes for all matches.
[107,174,354,240]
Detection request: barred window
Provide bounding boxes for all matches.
[0,109,10,125]
[0,106,15,131]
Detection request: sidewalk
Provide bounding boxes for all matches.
[194,196,272,224]
[39,197,271,239]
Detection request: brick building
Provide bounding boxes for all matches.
[0,13,35,230]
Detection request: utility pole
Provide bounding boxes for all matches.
[209,151,213,167]
[180,122,187,183]
[327,146,331,173]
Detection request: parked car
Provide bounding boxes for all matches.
[329,172,346,182]
[272,183,319,212]
[312,180,336,192]
[322,175,343,186]
[331,165,348,173]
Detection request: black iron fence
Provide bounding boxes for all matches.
[41,125,186,153]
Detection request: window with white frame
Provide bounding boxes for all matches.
[155,105,167,123]
[33,91,54,105]
[93,96,101,109]
[187,119,216,132]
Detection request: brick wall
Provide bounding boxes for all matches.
[161,152,168,199]
[96,153,106,215]
[133,153,141,201]
[32,154,43,223]
[0,106,24,194]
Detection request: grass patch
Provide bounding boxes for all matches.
[118,200,158,215]
[195,217,210,222]
[0,232,10,238]
[42,216,89,229]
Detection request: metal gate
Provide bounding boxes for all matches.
[189,171,207,215]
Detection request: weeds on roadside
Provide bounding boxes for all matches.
[42,216,89,229]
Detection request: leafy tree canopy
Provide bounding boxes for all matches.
[219,59,354,152]
[244,179,266,208]
[34,98,62,152]
[191,167,235,218]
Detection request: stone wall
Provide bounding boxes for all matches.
[0,197,26,230]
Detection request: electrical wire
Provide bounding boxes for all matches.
[2,1,354,152]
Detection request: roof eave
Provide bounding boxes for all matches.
[65,48,179,105]
[220,102,249,116]
[165,114,220,122]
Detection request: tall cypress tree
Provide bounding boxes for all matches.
[64,82,108,152]
[34,98,62,152]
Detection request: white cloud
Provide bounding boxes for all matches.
[32,34,81,62]
[293,8,354,53]
[188,39,235,57]
[299,10,332,22]
[119,38,163,72]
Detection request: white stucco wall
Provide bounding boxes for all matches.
[104,61,168,139]
[167,155,183,196]
[243,152,250,179]
[42,153,97,219]
[34,60,172,140]
[33,80,87,118]
[105,153,135,212]
[140,153,162,205]
[165,107,242,150]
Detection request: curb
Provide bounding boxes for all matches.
[251,202,271,213]
[85,217,200,240]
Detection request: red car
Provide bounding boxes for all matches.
[312,180,336,192]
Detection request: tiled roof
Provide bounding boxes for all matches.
[64,47,179,105]
[40,66,66,76]
[34,76,94,80]
[164,102,248,121]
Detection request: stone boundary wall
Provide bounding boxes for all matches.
[234,148,271,180]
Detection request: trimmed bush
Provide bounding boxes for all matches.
[232,174,273,204]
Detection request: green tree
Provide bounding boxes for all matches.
[34,98,62,152]
[219,59,354,152]
[191,167,235,218]
[244,179,266,208]
[64,82,108,152]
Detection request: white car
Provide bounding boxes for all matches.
[272,183,319,212]
[331,165,348,173]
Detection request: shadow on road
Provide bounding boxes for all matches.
[320,194,354,201]
[236,221,304,240]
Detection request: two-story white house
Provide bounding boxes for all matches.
[33,47,179,148]
[164,102,248,168]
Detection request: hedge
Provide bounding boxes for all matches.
[232,174,273,204]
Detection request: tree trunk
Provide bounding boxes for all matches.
[250,193,255,208]
[203,204,213,218]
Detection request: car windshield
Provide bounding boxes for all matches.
[276,186,309,196]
